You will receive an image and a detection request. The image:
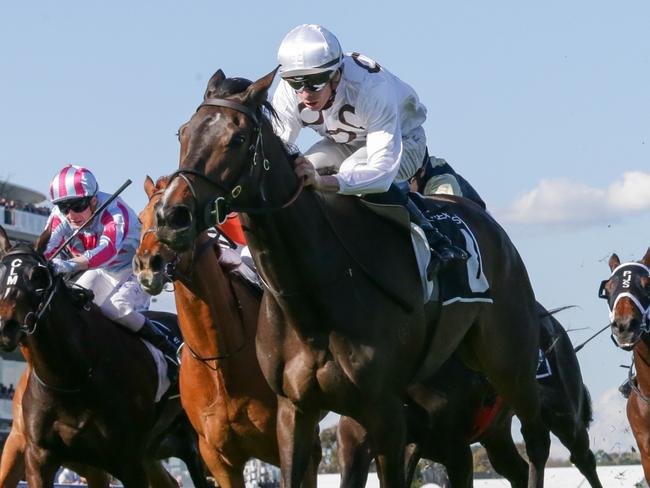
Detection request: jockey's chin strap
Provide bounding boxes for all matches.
[169,97,304,229]
[600,262,650,346]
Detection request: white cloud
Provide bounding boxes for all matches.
[497,171,650,226]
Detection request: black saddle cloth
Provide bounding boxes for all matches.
[143,311,183,349]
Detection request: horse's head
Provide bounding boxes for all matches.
[156,68,280,252]
[133,175,178,295]
[0,226,54,351]
[600,249,650,350]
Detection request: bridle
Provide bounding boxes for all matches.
[599,261,650,348]
[167,98,304,229]
[0,249,58,336]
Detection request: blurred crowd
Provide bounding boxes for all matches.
[0,197,50,216]
[0,384,15,400]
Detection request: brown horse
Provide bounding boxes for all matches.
[0,362,208,487]
[154,70,550,488]
[0,227,205,488]
[337,306,602,488]
[600,248,650,481]
[132,175,320,488]
[0,365,111,487]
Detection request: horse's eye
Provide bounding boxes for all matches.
[228,134,247,147]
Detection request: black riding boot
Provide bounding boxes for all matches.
[138,318,180,369]
[404,197,468,277]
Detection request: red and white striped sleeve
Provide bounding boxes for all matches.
[83,202,129,268]
[43,212,71,260]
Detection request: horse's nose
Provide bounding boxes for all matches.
[132,253,143,274]
[162,204,193,231]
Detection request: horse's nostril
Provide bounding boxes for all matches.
[166,206,192,231]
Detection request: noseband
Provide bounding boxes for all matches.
[167,98,304,228]
[599,262,650,346]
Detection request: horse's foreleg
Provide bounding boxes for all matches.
[360,398,406,488]
[403,443,421,488]
[197,437,245,488]
[0,430,25,487]
[144,459,177,488]
[24,446,57,488]
[337,417,373,488]
[438,444,473,488]
[480,425,528,488]
[627,396,650,483]
[82,467,112,488]
[276,396,320,488]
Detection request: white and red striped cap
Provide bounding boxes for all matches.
[49,164,99,203]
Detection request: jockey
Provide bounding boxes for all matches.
[43,165,178,362]
[272,24,468,275]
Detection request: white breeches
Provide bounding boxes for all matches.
[304,126,427,183]
[75,266,151,332]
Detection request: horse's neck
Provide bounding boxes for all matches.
[26,291,92,387]
[175,245,247,365]
[244,133,340,294]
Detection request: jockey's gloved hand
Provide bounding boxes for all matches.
[51,258,81,275]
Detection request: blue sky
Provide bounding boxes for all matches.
[2,1,649,457]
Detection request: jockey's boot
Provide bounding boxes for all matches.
[404,198,468,278]
[138,319,180,378]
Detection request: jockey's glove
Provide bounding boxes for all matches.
[51,258,82,275]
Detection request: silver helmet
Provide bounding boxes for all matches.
[277,24,343,78]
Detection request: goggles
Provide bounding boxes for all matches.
[283,70,336,92]
[58,197,92,214]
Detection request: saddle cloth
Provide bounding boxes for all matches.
[360,199,492,305]
[428,210,492,306]
[141,316,182,402]
[140,340,170,403]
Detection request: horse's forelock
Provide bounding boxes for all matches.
[212,77,253,98]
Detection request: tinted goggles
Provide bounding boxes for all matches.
[58,197,91,214]
[284,70,336,92]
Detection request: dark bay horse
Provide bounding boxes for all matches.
[0,227,206,488]
[155,70,549,488]
[337,307,602,488]
[0,362,208,488]
[600,248,650,481]
[132,175,320,488]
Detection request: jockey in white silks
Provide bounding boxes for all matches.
[271,24,468,276]
[44,164,177,361]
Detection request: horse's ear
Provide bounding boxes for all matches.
[144,175,156,199]
[641,248,650,267]
[243,67,278,107]
[0,225,10,254]
[609,253,621,271]
[204,70,226,100]
[34,228,50,255]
